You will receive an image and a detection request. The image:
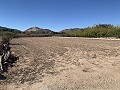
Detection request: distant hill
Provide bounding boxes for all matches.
[0,26,21,33]
[60,28,83,33]
[25,27,54,34]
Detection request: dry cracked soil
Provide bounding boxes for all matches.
[0,37,120,90]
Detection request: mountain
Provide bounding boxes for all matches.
[0,26,21,33]
[25,27,54,34]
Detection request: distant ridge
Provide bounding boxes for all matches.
[60,28,83,33]
[0,26,21,33]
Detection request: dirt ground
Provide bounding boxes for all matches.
[0,37,120,90]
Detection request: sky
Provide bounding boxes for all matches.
[0,0,120,31]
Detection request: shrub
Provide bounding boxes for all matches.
[0,32,15,44]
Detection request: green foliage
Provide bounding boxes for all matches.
[0,32,15,43]
[1,25,120,38]
[62,24,120,38]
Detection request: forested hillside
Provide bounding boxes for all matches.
[62,24,120,38]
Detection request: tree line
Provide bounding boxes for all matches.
[62,24,120,38]
[0,24,120,38]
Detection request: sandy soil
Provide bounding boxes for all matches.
[0,37,120,90]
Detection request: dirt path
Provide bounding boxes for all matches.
[1,37,120,90]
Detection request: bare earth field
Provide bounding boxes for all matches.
[1,37,120,90]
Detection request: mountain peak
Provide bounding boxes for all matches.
[26,27,42,32]
[25,27,54,34]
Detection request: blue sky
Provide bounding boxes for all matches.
[0,0,120,31]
